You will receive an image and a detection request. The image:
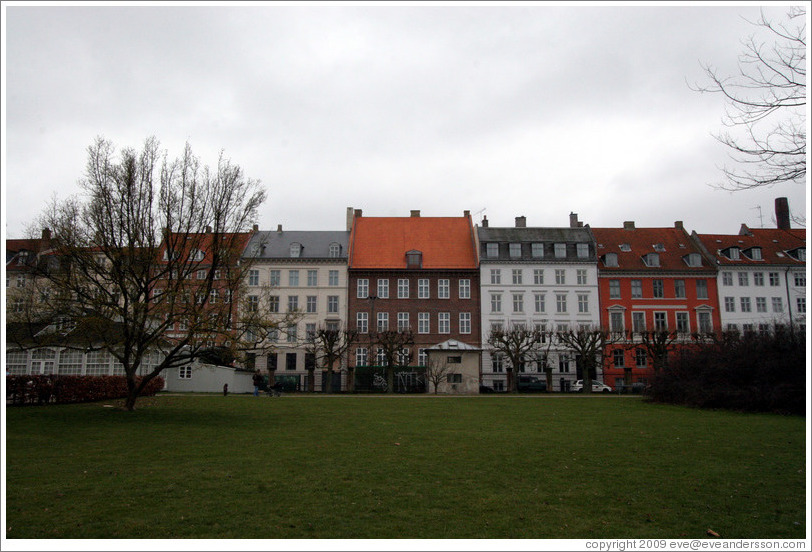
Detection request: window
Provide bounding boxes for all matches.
[194,269,205,280]
[674,280,686,298]
[438,313,450,334]
[652,280,664,298]
[492,353,505,373]
[554,243,567,258]
[794,273,806,287]
[724,297,735,312]
[676,312,689,334]
[512,293,524,313]
[577,243,589,258]
[696,279,708,300]
[447,373,462,384]
[624,280,640,299]
[738,272,749,286]
[406,250,423,268]
[531,243,544,258]
[613,349,625,367]
[459,313,471,334]
[698,312,712,333]
[797,297,806,314]
[722,272,733,286]
[289,270,299,286]
[555,269,566,285]
[248,270,259,286]
[604,253,618,267]
[286,351,298,369]
[509,243,521,258]
[644,253,660,267]
[533,269,544,285]
[740,297,751,312]
[306,296,317,313]
[357,312,368,333]
[758,324,770,336]
[684,253,702,267]
[769,272,780,286]
[418,313,430,334]
[398,279,410,298]
[398,312,410,331]
[305,324,316,341]
[491,293,502,313]
[270,270,281,286]
[556,294,567,313]
[356,348,368,367]
[558,355,570,373]
[247,295,259,313]
[772,297,783,313]
[307,270,318,287]
[377,312,389,332]
[654,312,667,331]
[635,349,647,368]
[726,247,740,260]
[290,244,301,258]
[459,279,471,299]
[490,269,501,284]
[756,297,767,313]
[189,249,204,261]
[418,279,430,299]
[505,269,520,286]
[327,296,338,314]
[577,294,589,313]
[210,289,218,304]
[632,312,645,332]
[753,272,764,286]
[745,247,762,261]
[288,296,299,311]
[609,280,621,299]
[576,269,587,285]
[58,349,83,375]
[179,365,192,379]
[438,279,450,299]
[534,294,545,313]
[486,243,499,258]
[378,279,389,299]
[610,311,624,332]
[85,350,110,376]
[357,279,369,299]
[329,243,341,258]
[268,296,280,313]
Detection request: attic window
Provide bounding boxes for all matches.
[787,247,806,262]
[509,243,522,258]
[329,243,341,258]
[619,244,631,252]
[743,247,762,261]
[554,243,567,258]
[486,243,499,258]
[724,247,740,260]
[604,253,618,267]
[531,243,544,258]
[576,243,590,258]
[684,253,702,267]
[189,249,204,261]
[406,250,423,269]
[653,243,666,252]
[643,253,660,267]
[290,243,302,258]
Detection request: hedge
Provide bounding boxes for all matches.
[5,375,165,406]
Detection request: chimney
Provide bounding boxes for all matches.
[569,212,580,228]
[276,224,283,234]
[515,216,526,228]
[346,207,355,231]
[410,210,421,217]
[354,209,363,218]
[41,228,51,240]
[252,224,259,233]
[674,221,683,230]
[623,221,635,230]
[775,197,791,229]
[482,215,489,228]
[463,210,470,218]
[205,225,212,233]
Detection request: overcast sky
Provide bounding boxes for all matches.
[2,2,808,240]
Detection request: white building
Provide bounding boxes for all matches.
[241,224,351,391]
[477,215,601,391]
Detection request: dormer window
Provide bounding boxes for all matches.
[683,253,702,267]
[329,243,341,258]
[576,243,589,258]
[531,243,544,258]
[643,253,660,267]
[787,247,806,262]
[406,250,423,269]
[554,243,567,258]
[603,253,618,267]
[619,243,631,252]
[290,243,302,258]
[742,247,762,261]
[486,243,499,258]
[188,249,204,262]
[653,243,666,252]
[724,247,740,260]
[509,243,522,258]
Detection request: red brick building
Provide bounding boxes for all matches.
[347,210,480,375]
[591,221,720,389]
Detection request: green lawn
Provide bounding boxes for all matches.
[4,394,806,539]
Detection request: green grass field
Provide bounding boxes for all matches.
[4,394,807,539]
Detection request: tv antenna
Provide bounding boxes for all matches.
[472,207,486,224]
[751,206,764,228]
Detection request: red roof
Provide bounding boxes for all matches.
[159,232,253,263]
[349,215,478,269]
[694,227,805,267]
[591,225,711,272]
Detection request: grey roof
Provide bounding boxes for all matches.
[243,230,350,260]
[477,226,597,262]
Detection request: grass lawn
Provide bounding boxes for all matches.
[4,394,807,539]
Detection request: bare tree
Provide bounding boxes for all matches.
[424,356,454,395]
[556,327,615,394]
[487,325,541,393]
[534,330,557,393]
[373,329,415,393]
[691,7,806,191]
[305,323,358,393]
[626,330,682,381]
[17,136,272,411]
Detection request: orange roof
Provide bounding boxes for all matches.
[694,227,805,267]
[591,225,711,272]
[349,216,477,269]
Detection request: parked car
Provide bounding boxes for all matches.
[571,379,612,393]
[517,376,547,392]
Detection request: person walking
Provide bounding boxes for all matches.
[252,371,262,396]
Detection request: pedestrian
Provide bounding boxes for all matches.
[252,371,262,396]
[223,383,228,396]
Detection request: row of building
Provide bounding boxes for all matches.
[6,199,806,393]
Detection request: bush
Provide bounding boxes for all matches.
[6,375,165,406]
[648,329,805,415]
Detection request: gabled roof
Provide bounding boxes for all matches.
[349,215,478,270]
[243,230,350,260]
[591,225,711,272]
[693,227,805,267]
[427,339,482,351]
[159,231,253,264]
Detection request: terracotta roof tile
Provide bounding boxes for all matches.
[694,228,805,267]
[591,226,710,272]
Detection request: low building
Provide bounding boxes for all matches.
[425,339,481,394]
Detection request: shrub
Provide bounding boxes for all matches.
[648,329,805,415]
[6,375,165,406]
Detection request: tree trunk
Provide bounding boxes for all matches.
[307,369,315,392]
[545,367,553,393]
[324,369,333,393]
[507,367,516,393]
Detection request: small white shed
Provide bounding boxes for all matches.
[163,361,255,394]
[425,339,482,394]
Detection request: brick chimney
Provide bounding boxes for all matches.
[41,228,51,240]
[569,213,581,228]
[481,216,489,228]
[410,210,421,217]
[674,221,683,230]
[346,207,355,231]
[276,224,283,234]
[623,221,635,230]
[775,197,791,229]
[515,216,526,228]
